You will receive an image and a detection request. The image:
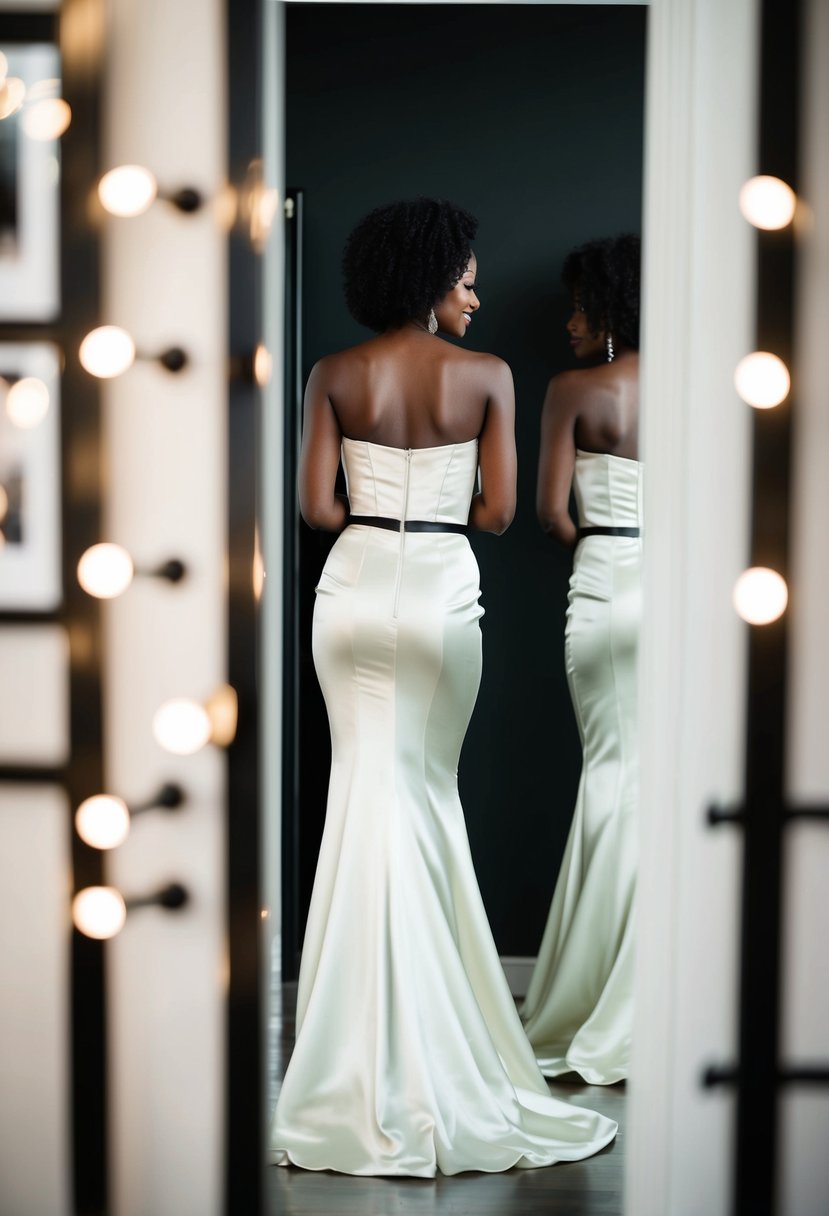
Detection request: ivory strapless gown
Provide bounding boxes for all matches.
[269,437,617,1175]
[521,449,643,1085]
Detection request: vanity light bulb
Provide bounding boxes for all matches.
[739,176,797,230]
[21,97,71,141]
[77,543,135,598]
[153,698,212,755]
[98,165,158,217]
[253,343,272,387]
[6,377,50,428]
[72,886,127,940]
[0,76,26,120]
[75,795,130,849]
[733,567,788,625]
[734,352,790,409]
[79,326,136,378]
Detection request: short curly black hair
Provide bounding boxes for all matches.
[342,198,478,333]
[562,234,641,351]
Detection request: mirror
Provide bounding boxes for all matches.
[266,0,645,1201]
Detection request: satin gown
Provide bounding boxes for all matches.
[521,449,642,1085]
[269,437,617,1175]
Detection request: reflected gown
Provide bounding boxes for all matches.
[521,449,643,1085]
[269,437,617,1175]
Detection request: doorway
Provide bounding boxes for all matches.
[279,0,646,979]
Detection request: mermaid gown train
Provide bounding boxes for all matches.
[521,449,643,1085]
[269,437,617,1175]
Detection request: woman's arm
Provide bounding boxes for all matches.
[536,372,579,548]
[298,359,349,531]
[468,357,517,535]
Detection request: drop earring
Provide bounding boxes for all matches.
[606,332,615,363]
[427,309,438,335]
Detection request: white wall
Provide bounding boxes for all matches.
[627,0,758,1212]
[101,2,227,1214]
[0,784,71,1216]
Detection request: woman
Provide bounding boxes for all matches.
[522,234,642,1085]
[269,199,617,1175]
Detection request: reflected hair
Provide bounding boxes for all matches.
[562,233,641,351]
[342,198,478,333]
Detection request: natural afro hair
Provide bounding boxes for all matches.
[342,198,478,333]
[562,234,641,351]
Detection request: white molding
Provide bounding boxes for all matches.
[627,0,758,1213]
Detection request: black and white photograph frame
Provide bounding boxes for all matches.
[0,342,61,611]
[0,42,61,321]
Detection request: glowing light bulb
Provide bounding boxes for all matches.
[98,165,158,217]
[733,567,788,625]
[205,683,238,747]
[6,377,49,428]
[75,795,130,849]
[79,326,136,378]
[153,698,212,755]
[0,77,26,120]
[21,97,71,141]
[72,886,127,939]
[253,343,272,387]
[734,352,790,409]
[0,52,8,88]
[739,176,797,230]
[77,543,135,598]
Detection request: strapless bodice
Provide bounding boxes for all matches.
[342,437,478,526]
[572,449,643,529]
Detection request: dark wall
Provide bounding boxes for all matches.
[287,3,645,956]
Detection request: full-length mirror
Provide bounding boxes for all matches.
[268,0,645,1206]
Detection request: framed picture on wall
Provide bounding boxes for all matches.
[0,342,61,612]
[0,43,61,320]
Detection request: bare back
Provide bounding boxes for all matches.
[299,327,517,535]
[537,350,640,547]
[320,328,499,449]
[571,353,639,460]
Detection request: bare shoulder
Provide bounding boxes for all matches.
[307,337,378,385]
[447,345,513,387]
[543,366,592,414]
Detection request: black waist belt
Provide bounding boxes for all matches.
[578,526,641,539]
[348,514,468,535]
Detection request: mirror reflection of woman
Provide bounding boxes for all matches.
[522,235,642,1085]
[269,199,617,1175]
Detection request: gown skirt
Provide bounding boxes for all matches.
[269,438,617,1175]
[521,450,643,1085]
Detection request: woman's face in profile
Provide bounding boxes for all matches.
[566,296,606,361]
[434,255,480,339]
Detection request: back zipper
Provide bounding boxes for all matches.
[392,449,412,618]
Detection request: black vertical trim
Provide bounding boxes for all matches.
[226,0,263,1212]
[280,187,303,982]
[733,1,801,1213]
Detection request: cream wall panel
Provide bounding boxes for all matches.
[0,784,70,1216]
[101,1,227,1214]
[0,625,69,765]
[627,0,757,1212]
